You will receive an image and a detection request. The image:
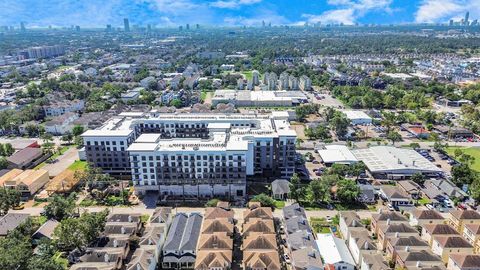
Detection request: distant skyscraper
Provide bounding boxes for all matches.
[20,22,26,31]
[262,20,265,28]
[186,24,190,30]
[106,24,112,31]
[268,22,271,27]
[124,18,130,32]
[179,25,183,31]
[75,25,80,31]
[449,20,454,26]
[465,12,470,25]
[196,24,200,30]
[147,24,151,32]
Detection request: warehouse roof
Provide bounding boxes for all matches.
[352,146,442,174]
[318,145,358,164]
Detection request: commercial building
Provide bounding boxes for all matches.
[0,169,49,198]
[82,112,296,198]
[212,90,308,107]
[7,147,48,169]
[317,145,358,166]
[342,110,372,125]
[352,146,443,179]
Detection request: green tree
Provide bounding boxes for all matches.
[2,143,14,156]
[72,125,85,137]
[309,179,330,203]
[250,193,276,208]
[44,194,76,221]
[289,173,303,203]
[330,113,349,138]
[411,172,426,186]
[0,187,21,215]
[0,157,9,170]
[387,131,402,146]
[61,133,73,145]
[336,179,360,204]
[170,98,182,108]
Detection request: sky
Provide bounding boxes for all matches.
[0,0,479,28]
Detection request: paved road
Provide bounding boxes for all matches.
[42,147,79,176]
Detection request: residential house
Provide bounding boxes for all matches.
[204,207,235,223]
[397,180,422,200]
[290,247,323,270]
[348,228,377,265]
[371,211,409,235]
[126,245,157,270]
[377,223,419,250]
[315,233,356,270]
[431,236,474,263]
[243,207,273,222]
[7,147,49,170]
[139,225,167,260]
[285,216,312,234]
[44,99,84,117]
[379,186,413,209]
[385,236,430,261]
[194,233,233,270]
[424,179,467,201]
[360,253,390,270]
[449,210,480,234]
[447,254,480,270]
[149,207,173,227]
[339,211,362,241]
[271,179,290,200]
[162,213,203,269]
[202,219,235,237]
[409,209,445,227]
[0,169,49,198]
[32,219,59,244]
[422,224,460,246]
[243,233,281,270]
[0,213,30,236]
[358,184,376,204]
[243,218,274,237]
[72,247,124,270]
[463,224,480,253]
[44,112,79,135]
[395,250,443,269]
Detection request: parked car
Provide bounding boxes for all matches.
[426,204,434,210]
[388,204,395,211]
[283,254,291,264]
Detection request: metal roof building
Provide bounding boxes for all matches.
[352,146,442,179]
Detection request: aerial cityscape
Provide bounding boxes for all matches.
[1,1,480,270]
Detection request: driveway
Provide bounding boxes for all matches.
[43,147,79,176]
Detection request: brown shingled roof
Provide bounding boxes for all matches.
[449,254,480,268]
[412,209,444,220]
[464,224,480,235]
[433,235,473,248]
[450,210,480,220]
[423,224,459,236]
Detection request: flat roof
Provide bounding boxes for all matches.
[342,110,372,120]
[82,129,133,137]
[318,145,358,164]
[352,146,442,174]
[135,134,161,143]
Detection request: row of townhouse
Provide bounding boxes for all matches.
[282,203,323,270]
[342,209,480,270]
[69,209,172,270]
[242,202,281,270]
[195,204,235,270]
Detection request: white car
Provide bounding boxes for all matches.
[387,204,395,211]
[426,204,434,210]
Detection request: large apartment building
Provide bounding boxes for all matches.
[81,111,296,199]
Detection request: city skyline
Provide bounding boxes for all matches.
[1,0,479,28]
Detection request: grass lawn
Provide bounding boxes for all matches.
[274,200,285,208]
[242,70,253,80]
[446,147,480,171]
[68,160,88,171]
[417,197,431,205]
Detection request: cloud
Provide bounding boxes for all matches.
[210,0,261,9]
[303,9,355,25]
[223,9,288,26]
[415,0,478,23]
[302,0,392,25]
